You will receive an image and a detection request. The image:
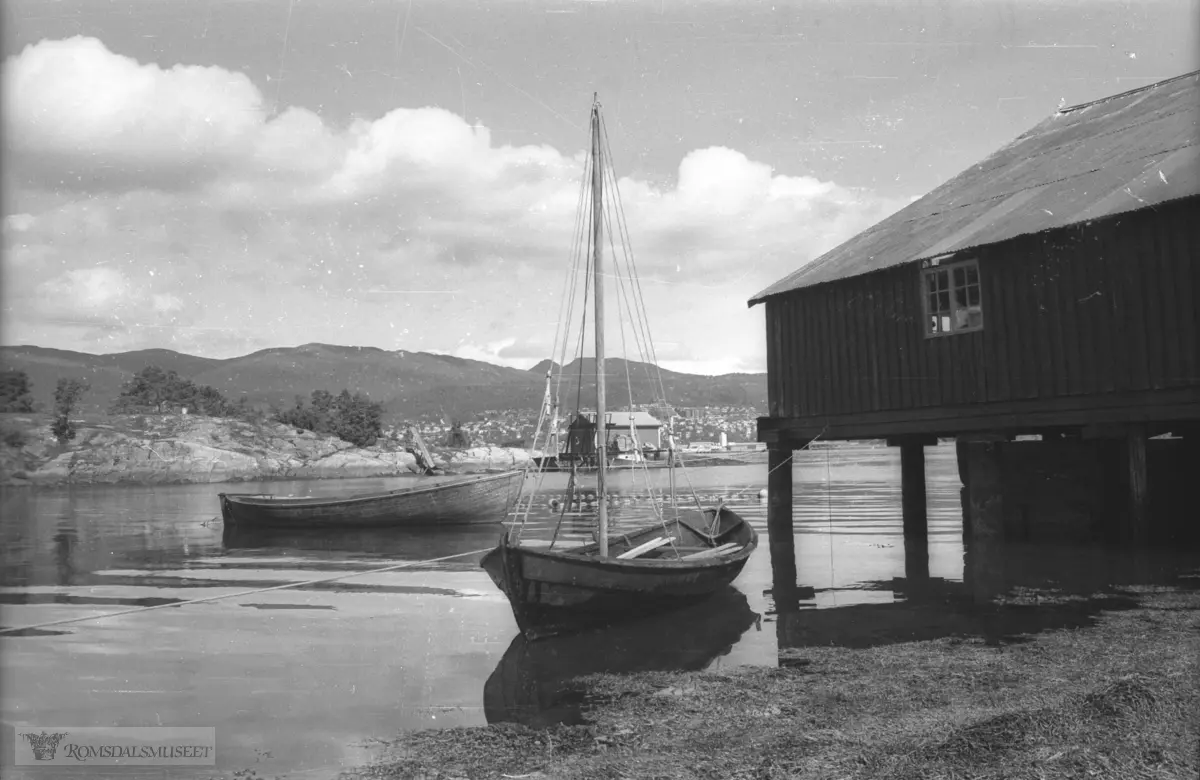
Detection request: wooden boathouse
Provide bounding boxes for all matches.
[749,71,1199,554]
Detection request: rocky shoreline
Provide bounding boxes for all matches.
[0,413,533,488]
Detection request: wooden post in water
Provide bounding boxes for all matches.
[966,441,1005,540]
[897,438,929,538]
[766,444,796,597]
[590,97,609,559]
[1126,424,1149,546]
[903,531,930,593]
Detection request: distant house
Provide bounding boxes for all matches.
[582,410,662,451]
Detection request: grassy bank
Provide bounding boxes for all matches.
[352,586,1199,780]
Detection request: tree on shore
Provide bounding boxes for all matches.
[111,365,243,418]
[275,388,383,447]
[51,378,89,443]
[0,370,36,413]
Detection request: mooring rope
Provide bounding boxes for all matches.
[0,546,494,636]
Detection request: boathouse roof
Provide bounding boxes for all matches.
[749,70,1200,305]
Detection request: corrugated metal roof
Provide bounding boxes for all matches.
[749,71,1200,305]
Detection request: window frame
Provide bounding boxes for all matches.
[920,255,984,338]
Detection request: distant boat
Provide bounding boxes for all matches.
[218,470,524,528]
[483,586,759,727]
[481,95,758,640]
[221,522,507,559]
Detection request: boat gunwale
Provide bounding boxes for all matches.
[503,513,759,571]
[218,469,525,509]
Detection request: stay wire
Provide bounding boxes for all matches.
[0,547,494,636]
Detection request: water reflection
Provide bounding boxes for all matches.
[222,522,506,563]
[2,449,1197,778]
[483,587,759,728]
[52,526,77,586]
[770,535,1199,653]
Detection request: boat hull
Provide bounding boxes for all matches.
[218,470,525,528]
[481,507,757,638]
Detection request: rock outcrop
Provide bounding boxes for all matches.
[0,414,533,487]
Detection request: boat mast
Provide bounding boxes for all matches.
[591,95,609,558]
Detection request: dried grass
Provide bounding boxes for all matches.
[349,586,1200,780]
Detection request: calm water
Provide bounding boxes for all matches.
[2,444,1196,779]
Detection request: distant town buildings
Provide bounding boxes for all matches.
[395,404,764,451]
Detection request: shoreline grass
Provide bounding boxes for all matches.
[350,586,1199,780]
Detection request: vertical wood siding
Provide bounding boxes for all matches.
[767,198,1199,417]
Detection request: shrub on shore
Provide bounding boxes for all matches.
[274,389,384,447]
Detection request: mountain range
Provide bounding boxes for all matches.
[0,344,767,420]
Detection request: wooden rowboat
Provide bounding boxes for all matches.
[481,504,758,639]
[218,470,524,528]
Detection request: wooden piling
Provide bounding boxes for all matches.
[903,532,930,597]
[766,445,797,598]
[966,441,1005,540]
[1126,425,1149,545]
[900,441,928,538]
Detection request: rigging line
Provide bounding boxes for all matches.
[0,548,494,637]
[720,426,827,503]
[572,223,592,420]
[390,0,413,103]
[567,151,594,422]
[596,112,699,516]
[604,176,655,393]
[551,141,593,393]
[523,157,590,533]
[569,141,597,421]
[598,122,657,397]
[415,27,583,133]
[600,115,669,407]
[602,183,664,511]
[603,201,666,529]
[539,142,593,493]
[272,0,296,113]
[533,157,588,505]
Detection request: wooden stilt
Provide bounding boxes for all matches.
[900,440,928,538]
[766,445,797,604]
[956,438,972,537]
[1126,425,1149,545]
[903,532,930,598]
[966,441,1005,540]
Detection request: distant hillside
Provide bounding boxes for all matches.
[0,344,767,419]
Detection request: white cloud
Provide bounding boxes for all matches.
[3,213,35,232]
[2,36,906,372]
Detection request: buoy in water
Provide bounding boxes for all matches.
[758,488,768,499]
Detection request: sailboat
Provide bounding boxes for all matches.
[480,96,758,640]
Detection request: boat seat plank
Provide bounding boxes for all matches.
[680,542,742,560]
[617,537,671,560]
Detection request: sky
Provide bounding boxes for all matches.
[2,0,1197,375]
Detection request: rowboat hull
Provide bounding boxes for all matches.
[481,506,757,638]
[218,470,525,528]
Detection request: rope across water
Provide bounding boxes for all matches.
[0,546,494,637]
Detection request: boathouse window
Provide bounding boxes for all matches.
[922,258,983,336]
